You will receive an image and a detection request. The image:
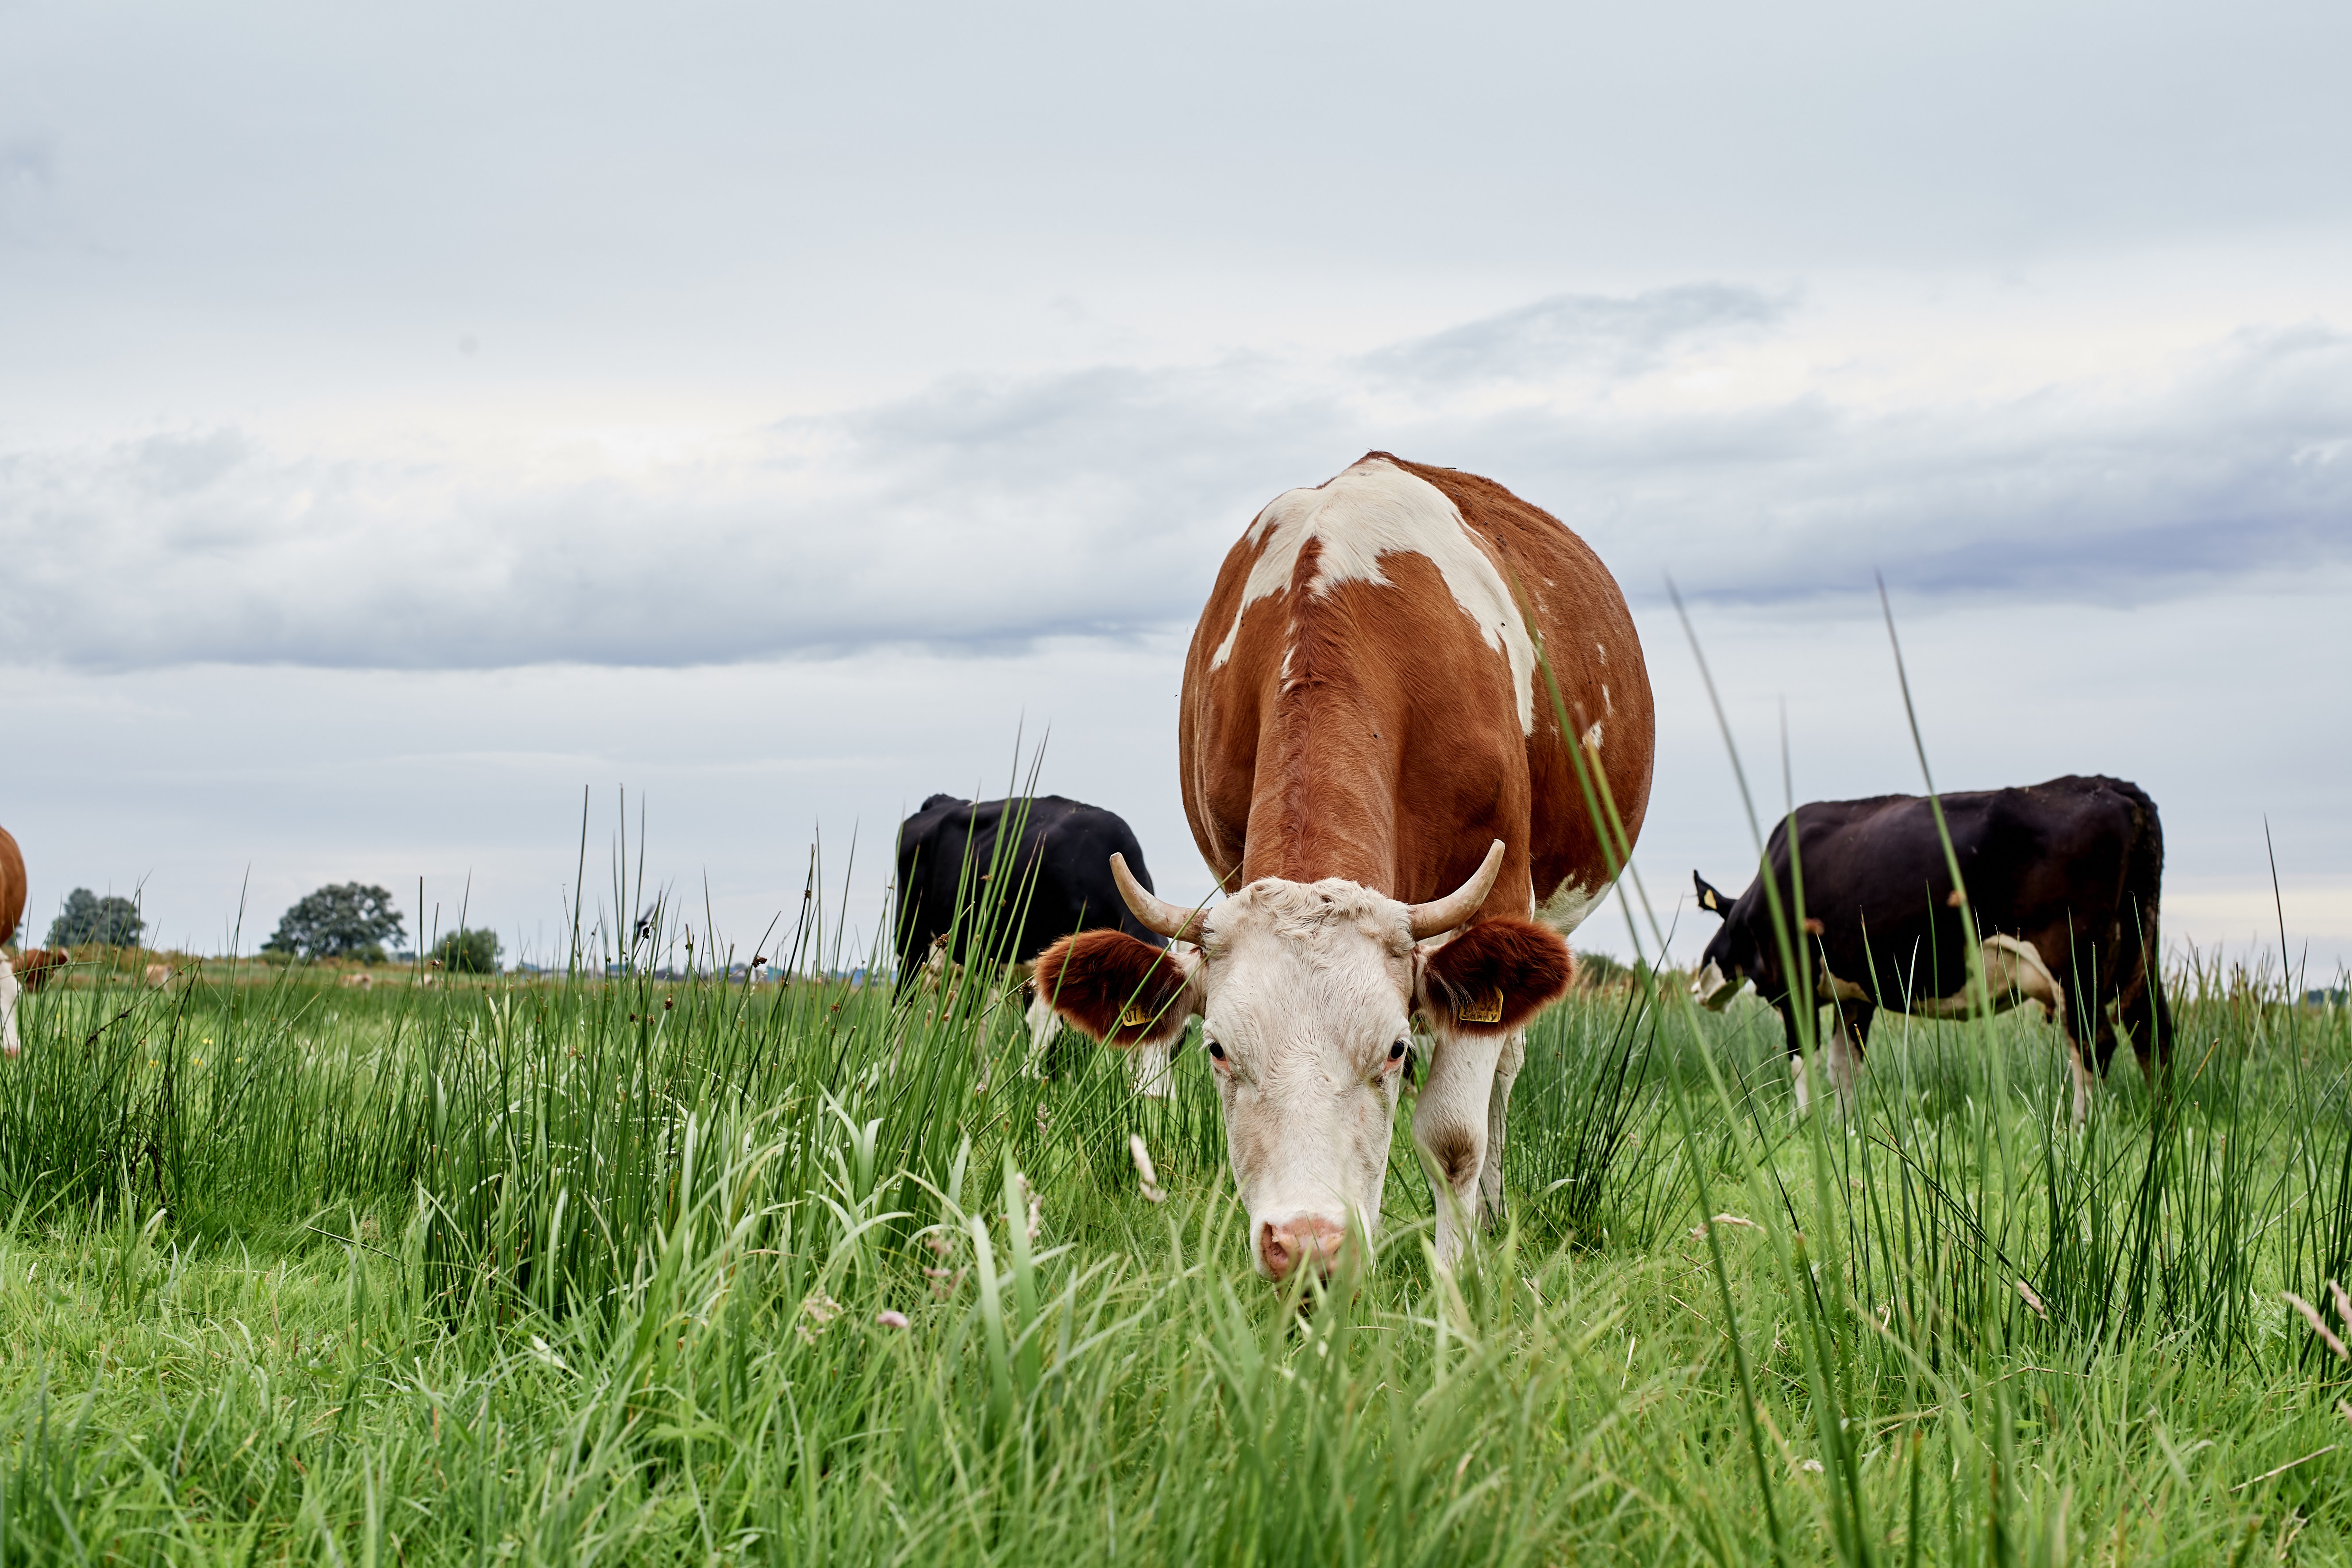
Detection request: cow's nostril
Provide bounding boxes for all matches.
[1261,1217,1346,1279]
[1258,1224,1293,1277]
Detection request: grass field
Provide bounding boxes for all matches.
[3,911,2351,1564]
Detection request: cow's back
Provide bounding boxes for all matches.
[0,826,23,949]
[894,795,1159,975]
[1179,453,1652,927]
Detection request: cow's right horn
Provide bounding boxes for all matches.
[1407,840,1506,939]
[1111,853,1199,940]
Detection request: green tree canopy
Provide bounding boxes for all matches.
[263,883,407,963]
[47,888,146,949]
[430,927,503,975]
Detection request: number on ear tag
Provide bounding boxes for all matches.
[1118,1003,1156,1030]
[1456,990,1505,1025]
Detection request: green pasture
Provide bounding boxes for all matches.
[3,921,2351,1567]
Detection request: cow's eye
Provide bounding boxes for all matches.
[1387,1039,1409,1063]
[1205,1039,1226,1062]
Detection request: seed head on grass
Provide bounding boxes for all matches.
[1129,1135,1166,1203]
[2283,1288,2350,1361]
[875,1310,909,1329]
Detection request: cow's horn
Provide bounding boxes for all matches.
[1111,853,1198,940]
[1407,840,1506,939]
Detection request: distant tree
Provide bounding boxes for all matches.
[47,888,146,949]
[430,927,503,975]
[263,883,406,963]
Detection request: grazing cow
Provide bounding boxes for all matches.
[1036,453,1655,1277]
[895,794,1177,1091]
[1691,774,2174,1121]
[11,949,68,991]
[143,962,173,989]
[0,825,23,1057]
[340,971,374,991]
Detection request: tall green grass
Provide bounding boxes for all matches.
[6,888,2352,1564]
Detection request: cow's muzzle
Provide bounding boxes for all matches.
[1692,960,1741,1012]
[1258,1215,1347,1282]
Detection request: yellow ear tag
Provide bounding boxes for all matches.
[1457,990,1505,1025]
[1117,1003,1156,1030]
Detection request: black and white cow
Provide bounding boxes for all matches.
[1691,774,2174,1120]
[895,794,1178,1091]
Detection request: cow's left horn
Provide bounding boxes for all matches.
[1407,840,1506,939]
[1111,853,1199,940]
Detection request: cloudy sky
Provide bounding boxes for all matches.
[4,0,2348,975]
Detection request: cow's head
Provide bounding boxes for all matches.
[1035,841,1572,1282]
[1691,870,1761,1010]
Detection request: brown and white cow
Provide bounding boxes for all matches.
[1036,453,1654,1278]
[1,825,27,1058]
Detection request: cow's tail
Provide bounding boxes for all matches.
[2109,778,2175,1075]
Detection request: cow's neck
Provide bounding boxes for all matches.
[1239,663,1402,895]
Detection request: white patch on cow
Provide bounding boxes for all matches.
[1208,458,1539,734]
[1814,963,1871,1002]
[1021,986,1062,1079]
[1582,721,1603,753]
[1907,934,2066,1022]
[1601,683,1613,715]
[1692,959,1744,1010]
[1536,877,1606,936]
[1193,876,1418,1274]
[0,957,19,1058]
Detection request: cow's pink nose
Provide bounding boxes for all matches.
[1259,1216,1346,1279]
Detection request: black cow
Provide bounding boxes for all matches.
[895,794,1177,1091]
[1690,774,2173,1120]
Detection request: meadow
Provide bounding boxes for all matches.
[3,897,2351,1565]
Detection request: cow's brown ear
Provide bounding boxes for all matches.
[1416,918,1574,1036]
[1034,931,1200,1048]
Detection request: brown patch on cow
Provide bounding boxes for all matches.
[11,949,67,990]
[1802,917,1825,936]
[1424,1125,1479,1189]
[1178,453,1652,918]
[1420,918,1575,1036]
[1033,930,1193,1048]
[0,825,24,952]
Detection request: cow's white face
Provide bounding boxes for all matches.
[1193,878,1416,1279]
[1692,959,1744,1011]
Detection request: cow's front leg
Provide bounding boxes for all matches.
[1478,1029,1526,1226]
[1020,986,1060,1079]
[1827,1001,1873,1112]
[1129,1034,1177,1098]
[1413,1029,1505,1271]
[1779,1003,1813,1115]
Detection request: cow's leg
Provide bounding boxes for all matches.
[1478,1029,1527,1226]
[2117,970,2175,1093]
[1413,1029,1505,1271]
[0,958,19,1058]
[1020,985,1060,1079]
[1827,1002,1873,1112]
[1780,1003,1813,1115]
[2051,986,2094,1126]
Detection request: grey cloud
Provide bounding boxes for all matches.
[3,306,2348,672]
[1365,285,1790,389]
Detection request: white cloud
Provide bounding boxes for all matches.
[5,294,2348,671]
